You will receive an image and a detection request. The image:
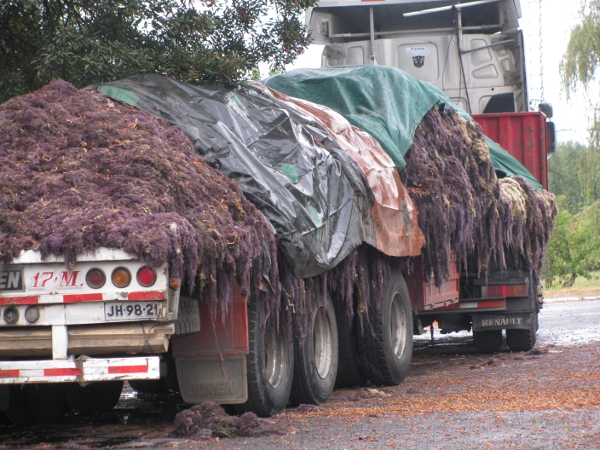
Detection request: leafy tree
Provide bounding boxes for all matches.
[0,0,316,103]
[561,0,600,145]
[548,140,600,213]
[548,141,587,213]
[547,197,600,287]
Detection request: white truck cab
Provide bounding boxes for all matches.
[307,0,528,114]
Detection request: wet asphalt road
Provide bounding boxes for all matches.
[0,297,598,449]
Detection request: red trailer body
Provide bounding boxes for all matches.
[472,112,549,190]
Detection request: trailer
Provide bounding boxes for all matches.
[0,0,556,422]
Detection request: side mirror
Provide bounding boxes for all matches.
[546,121,556,154]
[538,102,553,118]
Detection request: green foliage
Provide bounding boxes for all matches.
[548,140,600,213]
[547,197,600,287]
[548,141,586,213]
[561,0,600,145]
[547,140,600,287]
[561,0,600,95]
[0,0,316,103]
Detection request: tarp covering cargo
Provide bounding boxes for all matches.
[264,66,543,190]
[249,81,425,258]
[91,75,379,278]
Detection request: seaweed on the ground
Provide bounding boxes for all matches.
[0,80,280,314]
[173,402,284,440]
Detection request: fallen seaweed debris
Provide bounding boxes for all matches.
[294,404,320,414]
[0,80,280,311]
[173,402,284,440]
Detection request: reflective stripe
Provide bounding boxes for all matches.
[63,293,104,303]
[0,296,39,305]
[127,291,165,301]
[108,365,149,374]
[44,368,82,376]
[0,370,20,378]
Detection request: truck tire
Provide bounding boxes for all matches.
[506,313,538,352]
[357,271,413,386]
[5,383,69,424]
[473,330,503,353]
[234,295,293,417]
[175,296,201,335]
[334,297,367,388]
[289,292,338,405]
[67,381,124,413]
[128,379,169,394]
[129,352,179,394]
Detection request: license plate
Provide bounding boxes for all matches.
[104,302,159,321]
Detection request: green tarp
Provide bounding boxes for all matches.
[265,65,543,190]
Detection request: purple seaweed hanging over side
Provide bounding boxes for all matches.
[0,80,280,316]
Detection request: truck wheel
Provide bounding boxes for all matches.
[5,384,69,424]
[235,295,293,417]
[357,271,413,386]
[129,352,179,394]
[506,313,538,352]
[334,297,367,388]
[289,292,338,405]
[175,296,201,335]
[67,381,124,413]
[473,330,503,353]
[128,379,169,394]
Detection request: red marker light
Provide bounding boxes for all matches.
[137,267,156,287]
[86,268,106,289]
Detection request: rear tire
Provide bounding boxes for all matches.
[234,295,293,417]
[128,379,169,394]
[5,384,69,424]
[67,381,124,413]
[506,313,538,352]
[357,271,413,386]
[175,296,201,336]
[334,296,367,388]
[473,330,503,353]
[289,291,338,405]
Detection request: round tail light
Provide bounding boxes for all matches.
[112,267,131,288]
[86,268,106,289]
[137,267,156,287]
[4,306,19,324]
[25,306,40,323]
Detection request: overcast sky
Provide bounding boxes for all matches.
[287,0,589,144]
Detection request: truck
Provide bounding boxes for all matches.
[301,0,556,348]
[0,0,555,424]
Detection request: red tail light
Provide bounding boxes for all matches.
[86,268,106,289]
[482,284,528,298]
[137,267,156,287]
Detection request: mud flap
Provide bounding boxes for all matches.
[176,355,247,404]
[472,313,533,331]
